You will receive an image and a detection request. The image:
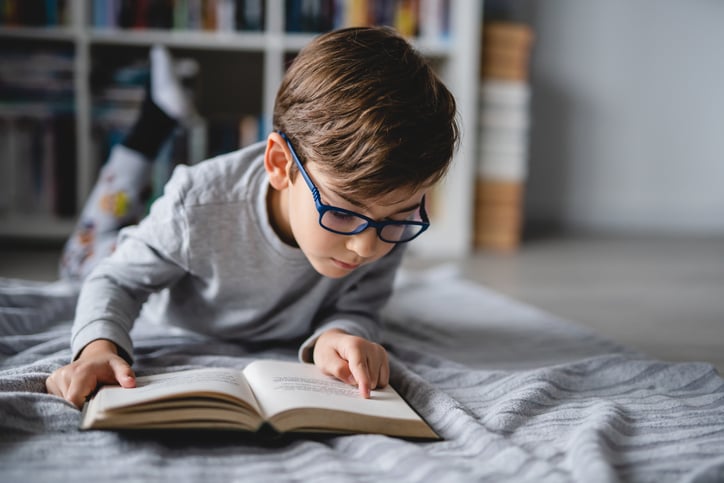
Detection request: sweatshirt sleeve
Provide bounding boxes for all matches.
[297,244,406,362]
[70,166,193,363]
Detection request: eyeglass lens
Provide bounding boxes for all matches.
[320,209,423,242]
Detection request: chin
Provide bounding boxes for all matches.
[309,258,356,279]
[316,266,352,279]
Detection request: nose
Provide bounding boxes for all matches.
[345,227,379,259]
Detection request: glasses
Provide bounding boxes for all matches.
[279,132,430,244]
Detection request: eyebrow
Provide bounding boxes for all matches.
[300,156,422,216]
[325,186,422,216]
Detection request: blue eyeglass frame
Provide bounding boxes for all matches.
[278,131,430,244]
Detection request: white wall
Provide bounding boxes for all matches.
[520,0,724,234]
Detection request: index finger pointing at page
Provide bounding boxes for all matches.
[348,359,371,399]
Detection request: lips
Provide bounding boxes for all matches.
[331,258,360,271]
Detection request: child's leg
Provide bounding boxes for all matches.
[59,46,192,281]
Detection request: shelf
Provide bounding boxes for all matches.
[86,29,453,56]
[0,26,77,42]
[89,28,269,51]
[0,0,481,257]
[0,103,75,118]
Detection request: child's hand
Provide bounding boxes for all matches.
[313,329,389,398]
[45,339,136,409]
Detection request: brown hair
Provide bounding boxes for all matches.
[273,26,459,200]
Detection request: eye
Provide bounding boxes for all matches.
[328,211,355,221]
[388,209,420,223]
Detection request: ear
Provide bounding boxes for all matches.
[264,132,294,190]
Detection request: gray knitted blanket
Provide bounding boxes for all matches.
[1,272,723,483]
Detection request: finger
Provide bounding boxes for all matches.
[66,374,99,409]
[48,368,74,400]
[45,373,62,397]
[378,355,390,388]
[347,356,371,399]
[366,354,380,390]
[109,358,136,388]
[318,350,355,385]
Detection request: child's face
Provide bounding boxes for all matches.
[282,161,429,279]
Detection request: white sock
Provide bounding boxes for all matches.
[150,45,191,121]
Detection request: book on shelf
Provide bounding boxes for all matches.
[0,114,76,218]
[86,0,449,41]
[81,359,439,440]
[0,45,77,219]
[0,0,70,27]
[285,0,335,33]
[0,48,75,108]
[289,0,450,39]
[91,0,266,32]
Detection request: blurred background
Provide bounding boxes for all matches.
[0,1,722,370]
[504,0,724,239]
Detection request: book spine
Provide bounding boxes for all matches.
[418,0,443,41]
[45,0,58,26]
[148,0,174,29]
[187,0,202,29]
[279,0,450,41]
[174,0,189,29]
[402,0,421,37]
[92,0,107,27]
[0,0,70,26]
[345,0,369,27]
[236,0,264,31]
[201,0,217,30]
[216,0,236,32]
[0,45,77,218]
[285,0,302,32]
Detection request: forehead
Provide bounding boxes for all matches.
[304,161,430,211]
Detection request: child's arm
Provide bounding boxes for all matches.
[312,328,389,399]
[70,166,192,364]
[45,339,136,409]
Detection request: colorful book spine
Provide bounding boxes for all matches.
[0,0,69,27]
[87,0,448,38]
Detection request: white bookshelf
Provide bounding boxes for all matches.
[0,0,481,257]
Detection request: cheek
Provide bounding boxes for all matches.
[371,241,396,261]
[288,187,333,250]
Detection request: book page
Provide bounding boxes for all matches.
[243,360,422,422]
[95,367,260,415]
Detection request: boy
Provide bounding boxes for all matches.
[46,26,459,408]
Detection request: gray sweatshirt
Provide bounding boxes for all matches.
[70,142,404,363]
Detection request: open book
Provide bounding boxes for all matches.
[80,359,439,440]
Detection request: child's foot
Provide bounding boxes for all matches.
[59,46,195,281]
[150,45,196,122]
[123,45,198,158]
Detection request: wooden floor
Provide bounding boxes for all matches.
[2,235,723,373]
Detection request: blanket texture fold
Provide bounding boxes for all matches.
[1,274,723,483]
